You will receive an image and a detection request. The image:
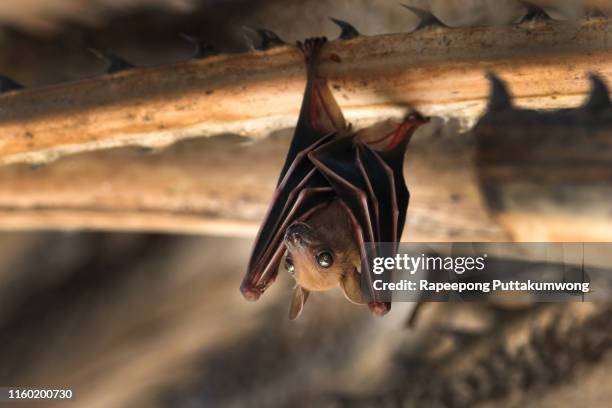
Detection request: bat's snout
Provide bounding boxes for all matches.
[284,222,315,248]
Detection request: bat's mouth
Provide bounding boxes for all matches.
[284,222,316,249]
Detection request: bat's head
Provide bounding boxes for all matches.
[283,201,365,319]
[284,222,344,290]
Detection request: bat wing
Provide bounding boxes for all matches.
[277,37,347,184]
[241,155,334,299]
[357,144,399,247]
[254,185,336,293]
[242,37,347,301]
[248,134,332,271]
[242,181,336,299]
[377,111,432,241]
[309,137,377,247]
[309,136,392,315]
[377,144,410,241]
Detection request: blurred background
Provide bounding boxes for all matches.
[0,1,612,407]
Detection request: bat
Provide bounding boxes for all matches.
[240,37,429,319]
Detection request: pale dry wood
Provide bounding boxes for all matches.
[0,18,610,165]
[0,132,507,241]
[0,18,610,239]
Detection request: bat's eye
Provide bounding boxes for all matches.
[316,252,333,268]
[285,256,295,275]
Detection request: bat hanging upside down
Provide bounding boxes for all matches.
[240,37,429,319]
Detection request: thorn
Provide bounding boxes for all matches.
[519,5,550,22]
[401,4,447,30]
[244,27,285,51]
[0,75,23,93]
[242,33,256,52]
[179,33,219,59]
[88,48,134,74]
[584,73,611,112]
[486,72,513,112]
[138,146,160,154]
[30,163,46,170]
[585,8,608,19]
[329,17,360,40]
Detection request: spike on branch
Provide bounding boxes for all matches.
[519,3,551,22]
[0,75,23,93]
[401,4,447,30]
[244,27,285,51]
[585,8,608,18]
[329,17,360,40]
[179,33,219,59]
[88,48,134,74]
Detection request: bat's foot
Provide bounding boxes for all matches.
[240,282,262,301]
[297,37,327,65]
[368,301,390,316]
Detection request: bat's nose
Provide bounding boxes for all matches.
[284,223,311,246]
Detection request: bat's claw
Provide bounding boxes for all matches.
[88,48,134,74]
[240,282,262,301]
[368,301,390,316]
[0,75,23,93]
[329,17,360,40]
[297,37,328,65]
[179,33,219,59]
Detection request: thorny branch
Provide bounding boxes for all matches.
[0,18,609,165]
[0,18,609,238]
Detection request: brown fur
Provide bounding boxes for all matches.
[284,200,365,318]
[290,200,359,291]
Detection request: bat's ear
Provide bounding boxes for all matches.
[340,268,366,305]
[289,285,310,320]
